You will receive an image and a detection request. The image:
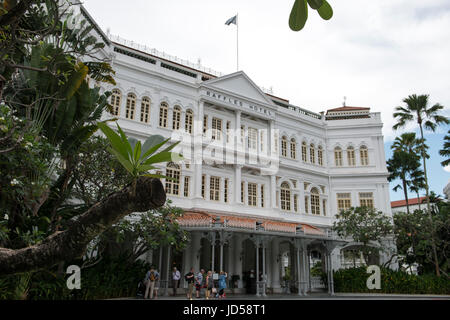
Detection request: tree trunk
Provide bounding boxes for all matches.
[0,177,166,275]
[418,124,440,277]
[402,179,410,214]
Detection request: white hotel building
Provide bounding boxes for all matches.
[80,6,396,295]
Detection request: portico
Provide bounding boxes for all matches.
[154,212,347,296]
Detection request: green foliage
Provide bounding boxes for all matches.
[98,122,183,180]
[387,147,424,214]
[0,256,150,300]
[394,206,450,275]
[71,135,130,207]
[310,261,324,277]
[0,103,57,248]
[439,130,450,167]
[333,206,393,247]
[89,200,188,265]
[289,0,333,31]
[333,267,450,294]
[333,206,393,264]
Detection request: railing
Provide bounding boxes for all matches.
[310,276,326,290]
[110,34,223,77]
[256,280,267,295]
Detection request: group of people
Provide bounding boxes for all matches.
[143,266,228,300]
[184,268,228,300]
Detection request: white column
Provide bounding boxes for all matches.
[255,241,260,296]
[227,241,234,278]
[233,234,243,289]
[205,174,211,201]
[182,247,190,288]
[150,90,160,128]
[262,242,267,296]
[270,175,276,209]
[235,165,242,204]
[329,252,335,295]
[211,233,216,272]
[191,233,201,272]
[219,235,224,272]
[297,247,302,295]
[271,238,281,292]
[135,97,141,123]
[268,120,274,157]
[299,180,305,213]
[193,101,204,199]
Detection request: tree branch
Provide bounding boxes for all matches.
[0,177,166,275]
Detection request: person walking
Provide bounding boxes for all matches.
[218,271,227,299]
[172,267,181,296]
[205,271,213,300]
[185,267,195,300]
[195,269,204,298]
[144,266,159,299]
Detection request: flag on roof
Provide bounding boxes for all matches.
[225,15,237,25]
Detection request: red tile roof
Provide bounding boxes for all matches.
[327,106,370,113]
[391,197,428,208]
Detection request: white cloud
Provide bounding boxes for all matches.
[444,165,450,173]
[83,0,450,141]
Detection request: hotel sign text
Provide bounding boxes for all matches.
[205,90,274,118]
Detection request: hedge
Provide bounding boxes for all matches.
[332,267,450,295]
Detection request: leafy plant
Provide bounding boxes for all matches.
[97,122,183,180]
[333,206,393,265]
[333,267,450,294]
[289,0,333,31]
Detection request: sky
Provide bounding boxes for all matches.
[82,0,450,201]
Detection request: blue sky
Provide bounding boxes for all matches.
[385,130,449,201]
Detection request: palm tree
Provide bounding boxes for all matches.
[393,94,449,276]
[439,130,450,167]
[387,150,422,214]
[409,167,426,211]
[391,132,418,153]
[391,132,430,159]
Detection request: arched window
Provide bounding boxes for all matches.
[159,102,168,128]
[335,147,343,166]
[290,138,297,159]
[280,182,291,211]
[318,146,323,166]
[140,97,150,123]
[302,141,307,162]
[310,144,315,164]
[125,93,136,119]
[310,188,320,215]
[185,109,193,134]
[165,162,180,195]
[360,145,369,166]
[110,89,122,116]
[281,136,288,157]
[172,106,181,130]
[347,146,355,166]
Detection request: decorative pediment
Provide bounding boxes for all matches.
[202,71,275,106]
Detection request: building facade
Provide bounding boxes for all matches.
[79,5,396,295]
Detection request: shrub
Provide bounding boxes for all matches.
[0,256,150,300]
[333,267,450,294]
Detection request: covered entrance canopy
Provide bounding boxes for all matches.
[170,211,347,296]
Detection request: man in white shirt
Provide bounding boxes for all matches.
[172,267,181,296]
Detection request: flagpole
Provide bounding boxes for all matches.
[236,13,239,71]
